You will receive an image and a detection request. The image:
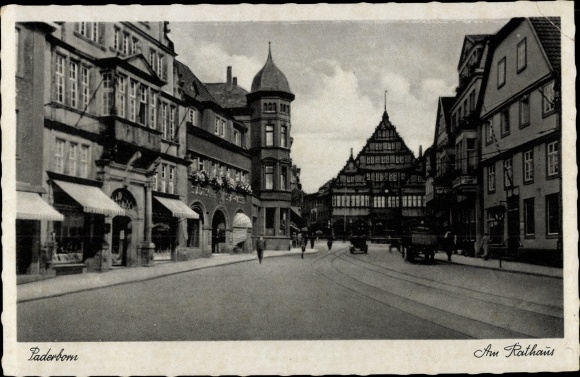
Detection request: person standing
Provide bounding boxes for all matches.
[309,233,315,249]
[481,232,490,260]
[256,235,265,264]
[327,233,333,251]
[300,236,307,259]
[443,230,454,261]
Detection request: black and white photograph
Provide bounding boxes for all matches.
[2,3,577,375]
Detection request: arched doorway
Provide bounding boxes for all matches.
[211,210,226,254]
[111,189,137,266]
[187,204,204,248]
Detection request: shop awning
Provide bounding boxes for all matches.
[233,213,252,228]
[154,196,199,219]
[53,180,125,216]
[17,191,64,221]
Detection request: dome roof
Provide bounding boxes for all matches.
[251,44,292,94]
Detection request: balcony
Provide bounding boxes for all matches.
[452,174,477,191]
[101,116,161,152]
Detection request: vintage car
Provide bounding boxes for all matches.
[349,235,368,254]
[403,226,437,264]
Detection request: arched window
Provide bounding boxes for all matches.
[263,103,268,112]
[273,103,277,113]
[268,103,273,112]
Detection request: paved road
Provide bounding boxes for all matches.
[17,244,563,341]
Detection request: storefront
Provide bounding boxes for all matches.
[152,195,199,261]
[50,179,126,271]
[16,191,64,275]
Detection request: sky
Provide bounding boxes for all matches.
[168,19,508,193]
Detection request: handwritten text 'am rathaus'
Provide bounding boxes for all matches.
[474,343,555,358]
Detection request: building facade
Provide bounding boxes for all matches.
[15,21,204,275]
[479,18,561,264]
[325,110,426,239]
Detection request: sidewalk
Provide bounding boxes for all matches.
[17,247,319,303]
[432,251,562,279]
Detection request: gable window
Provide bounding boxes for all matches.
[497,57,506,88]
[503,158,513,188]
[280,125,287,147]
[500,108,510,137]
[265,125,274,146]
[523,149,534,183]
[517,38,527,72]
[547,141,559,177]
[542,81,555,115]
[487,164,496,192]
[524,198,535,237]
[519,95,530,127]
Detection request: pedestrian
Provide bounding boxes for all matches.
[443,230,454,261]
[291,232,297,248]
[256,235,265,264]
[481,232,490,260]
[327,233,333,251]
[310,233,315,249]
[300,236,307,259]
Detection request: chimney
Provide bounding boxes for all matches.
[350,148,353,158]
[419,145,423,158]
[227,66,232,84]
[233,77,237,86]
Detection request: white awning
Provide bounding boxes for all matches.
[53,180,125,217]
[233,212,252,228]
[232,228,248,245]
[154,196,199,219]
[17,191,64,221]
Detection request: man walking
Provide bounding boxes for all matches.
[256,235,265,264]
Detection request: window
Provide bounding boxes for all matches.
[149,90,157,129]
[122,33,130,55]
[517,38,527,72]
[214,118,219,134]
[280,166,287,190]
[55,54,65,103]
[500,108,510,136]
[547,141,559,177]
[128,80,137,122]
[265,165,274,189]
[138,85,147,125]
[102,72,113,115]
[68,62,79,107]
[220,119,225,137]
[80,67,90,110]
[503,158,513,188]
[67,143,77,175]
[150,49,158,73]
[524,150,534,183]
[132,37,140,55]
[168,166,175,194]
[265,208,275,233]
[55,139,66,173]
[519,95,530,127]
[280,209,287,233]
[280,125,287,147]
[188,108,196,125]
[487,164,496,192]
[157,53,165,79]
[79,145,89,178]
[152,174,158,191]
[159,164,167,193]
[542,81,555,115]
[116,75,126,117]
[114,27,121,50]
[524,198,535,237]
[161,103,167,139]
[169,106,176,140]
[497,57,506,88]
[265,125,274,146]
[233,130,240,146]
[546,194,560,236]
[486,119,494,144]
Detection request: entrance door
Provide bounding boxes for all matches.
[16,220,35,274]
[211,210,226,254]
[112,216,132,266]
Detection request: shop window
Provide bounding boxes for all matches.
[265,208,275,235]
[524,198,535,237]
[279,208,287,233]
[546,193,560,236]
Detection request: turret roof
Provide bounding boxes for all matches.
[251,43,292,94]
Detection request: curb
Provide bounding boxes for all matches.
[436,258,562,279]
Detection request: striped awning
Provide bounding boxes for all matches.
[53,180,125,217]
[154,196,199,219]
[233,212,252,228]
[17,191,64,221]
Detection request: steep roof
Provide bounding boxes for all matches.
[529,17,561,72]
[205,83,249,109]
[251,44,292,94]
[174,60,220,104]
